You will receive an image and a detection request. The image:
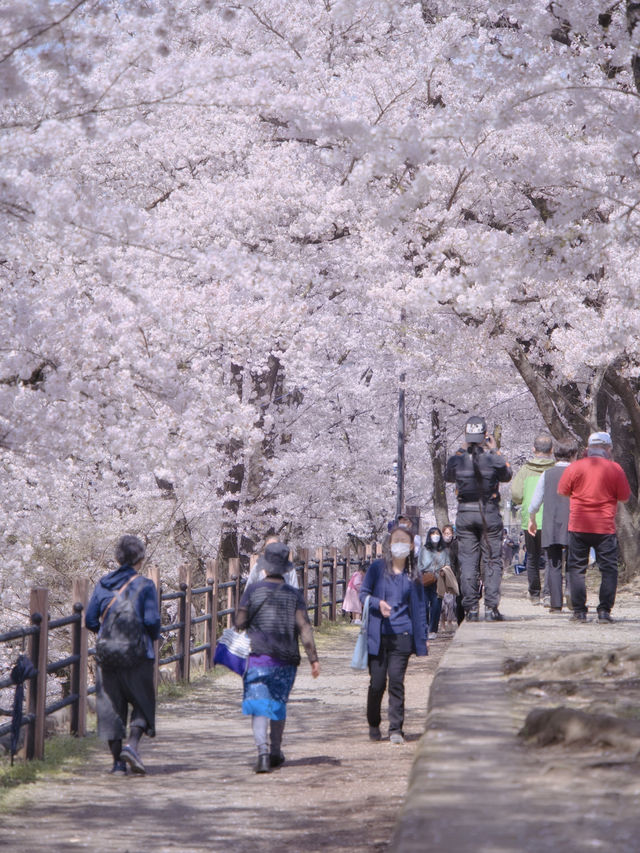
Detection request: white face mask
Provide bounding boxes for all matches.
[442,535,453,543]
[390,542,411,559]
[430,536,441,544]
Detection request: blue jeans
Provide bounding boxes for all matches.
[423,583,442,633]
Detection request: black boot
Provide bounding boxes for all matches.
[256,753,271,774]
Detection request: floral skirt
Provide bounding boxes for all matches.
[242,662,297,721]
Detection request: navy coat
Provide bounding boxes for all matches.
[359,558,427,657]
[85,565,161,659]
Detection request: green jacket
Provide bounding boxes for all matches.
[511,456,555,529]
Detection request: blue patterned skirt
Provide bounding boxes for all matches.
[242,660,297,720]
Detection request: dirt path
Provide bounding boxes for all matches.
[1,625,451,853]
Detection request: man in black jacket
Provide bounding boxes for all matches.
[444,416,512,621]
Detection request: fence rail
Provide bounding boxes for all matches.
[0,544,377,760]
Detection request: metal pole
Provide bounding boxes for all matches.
[396,373,405,518]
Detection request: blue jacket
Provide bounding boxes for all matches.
[359,559,427,657]
[85,565,161,659]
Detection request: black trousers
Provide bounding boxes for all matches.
[96,660,156,741]
[456,505,503,610]
[367,633,412,734]
[524,529,544,596]
[567,531,618,614]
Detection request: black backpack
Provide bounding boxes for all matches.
[95,575,148,669]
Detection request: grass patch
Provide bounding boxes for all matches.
[0,733,97,808]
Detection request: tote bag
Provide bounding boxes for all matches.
[213,627,251,676]
[350,595,371,670]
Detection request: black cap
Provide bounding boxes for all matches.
[465,416,486,444]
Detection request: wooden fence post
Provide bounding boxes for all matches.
[177,565,192,683]
[210,559,219,658]
[315,548,323,627]
[71,578,89,737]
[228,558,240,628]
[26,587,48,760]
[147,565,161,693]
[301,549,309,605]
[205,559,216,670]
[330,547,338,621]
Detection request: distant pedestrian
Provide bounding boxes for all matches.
[418,527,448,638]
[444,416,512,621]
[501,529,516,572]
[360,522,427,744]
[343,564,366,623]
[558,432,631,623]
[528,440,578,611]
[235,542,319,773]
[86,535,160,776]
[442,524,464,624]
[511,433,555,606]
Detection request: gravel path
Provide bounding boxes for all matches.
[1,625,450,853]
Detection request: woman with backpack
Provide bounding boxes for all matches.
[86,535,160,776]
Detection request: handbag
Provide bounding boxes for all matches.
[421,570,436,587]
[350,595,371,670]
[213,627,251,676]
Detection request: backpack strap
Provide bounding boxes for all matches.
[101,574,139,623]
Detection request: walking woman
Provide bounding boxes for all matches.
[360,522,427,744]
[235,542,319,774]
[418,526,448,638]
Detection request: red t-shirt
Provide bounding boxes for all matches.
[557,456,631,534]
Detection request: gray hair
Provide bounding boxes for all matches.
[533,433,553,454]
[115,535,146,566]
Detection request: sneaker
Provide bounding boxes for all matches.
[484,607,504,622]
[269,752,285,768]
[369,726,382,742]
[466,608,480,622]
[429,632,439,640]
[353,619,362,625]
[120,744,146,775]
[597,610,614,623]
[109,760,127,775]
[549,607,563,613]
[529,594,541,606]
[542,595,551,608]
[389,731,405,745]
[571,611,588,623]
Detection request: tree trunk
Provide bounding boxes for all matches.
[429,407,450,529]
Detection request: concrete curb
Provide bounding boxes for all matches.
[389,575,640,853]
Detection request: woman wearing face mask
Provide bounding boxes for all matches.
[359,522,427,745]
[418,527,449,638]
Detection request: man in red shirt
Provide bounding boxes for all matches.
[557,432,631,622]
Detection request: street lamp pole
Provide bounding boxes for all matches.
[396,372,405,519]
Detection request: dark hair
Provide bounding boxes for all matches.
[533,433,553,454]
[381,529,419,580]
[425,526,444,551]
[554,440,578,461]
[115,535,146,566]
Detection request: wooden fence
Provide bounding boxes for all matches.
[0,544,377,760]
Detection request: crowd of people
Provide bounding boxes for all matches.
[85,416,631,776]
